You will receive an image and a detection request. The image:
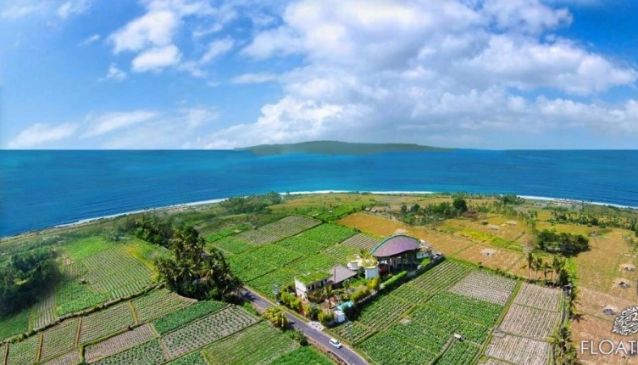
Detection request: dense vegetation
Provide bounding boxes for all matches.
[537,229,589,255]
[399,196,470,224]
[156,226,242,301]
[0,249,57,315]
[220,192,282,214]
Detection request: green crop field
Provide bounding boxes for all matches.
[94,339,167,365]
[132,289,193,323]
[40,318,79,362]
[153,300,227,335]
[0,308,29,341]
[207,236,254,255]
[270,347,334,365]
[202,322,298,365]
[6,332,39,365]
[79,302,135,344]
[166,351,207,365]
[331,260,517,365]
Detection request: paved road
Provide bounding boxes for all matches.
[242,288,368,365]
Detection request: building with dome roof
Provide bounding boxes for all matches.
[371,234,428,272]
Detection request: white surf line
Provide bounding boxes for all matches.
[3,190,632,240]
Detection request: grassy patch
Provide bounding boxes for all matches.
[0,308,29,340]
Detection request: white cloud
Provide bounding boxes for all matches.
[132,45,181,72]
[102,63,127,81]
[57,0,91,19]
[83,110,157,137]
[78,34,100,46]
[209,0,638,148]
[8,123,78,148]
[200,37,234,63]
[0,3,43,19]
[110,10,178,53]
[231,72,278,84]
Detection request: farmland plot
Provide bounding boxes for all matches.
[297,224,355,245]
[79,302,135,344]
[237,216,320,245]
[406,260,472,295]
[162,306,258,359]
[208,236,253,255]
[82,247,154,299]
[485,334,550,365]
[202,322,298,365]
[166,351,207,365]
[389,321,448,356]
[152,300,227,335]
[449,271,516,305]
[270,347,333,365]
[341,233,380,250]
[389,283,432,304]
[6,333,39,365]
[360,331,429,365]
[513,282,561,312]
[93,339,166,365]
[427,293,502,327]
[498,304,560,339]
[437,341,481,365]
[84,324,156,363]
[42,351,81,365]
[247,269,297,299]
[40,318,80,362]
[230,245,301,282]
[132,289,193,323]
[332,321,375,345]
[29,292,57,330]
[55,262,108,316]
[357,296,414,330]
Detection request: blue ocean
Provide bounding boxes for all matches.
[1,150,637,237]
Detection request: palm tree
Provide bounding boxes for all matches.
[265,306,289,329]
[526,252,534,278]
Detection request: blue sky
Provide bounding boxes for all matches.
[1,0,637,149]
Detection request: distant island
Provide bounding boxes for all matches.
[239,140,449,155]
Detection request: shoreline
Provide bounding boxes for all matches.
[3,190,637,240]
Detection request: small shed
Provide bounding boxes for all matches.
[329,265,358,287]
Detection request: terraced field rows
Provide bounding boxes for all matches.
[162,306,258,359]
[341,233,380,250]
[40,318,79,362]
[498,304,560,339]
[83,248,153,298]
[449,271,516,305]
[513,282,561,312]
[93,339,166,365]
[85,324,156,363]
[237,216,320,245]
[29,292,57,330]
[132,290,193,323]
[79,302,134,344]
[202,322,298,365]
[405,260,473,294]
[43,351,81,365]
[6,333,39,365]
[485,334,550,365]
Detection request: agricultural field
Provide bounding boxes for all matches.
[84,324,157,363]
[132,289,194,323]
[449,271,516,305]
[202,322,297,365]
[236,216,320,245]
[341,233,381,250]
[483,282,563,364]
[79,302,135,344]
[40,318,80,362]
[270,347,333,365]
[161,306,259,359]
[331,260,518,365]
[152,300,227,335]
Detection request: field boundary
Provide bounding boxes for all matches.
[0,283,163,346]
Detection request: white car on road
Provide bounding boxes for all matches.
[329,338,342,349]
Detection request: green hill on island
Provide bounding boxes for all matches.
[240,140,449,155]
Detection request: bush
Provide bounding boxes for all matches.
[367,277,380,291]
[318,310,334,325]
[350,285,371,303]
[381,271,408,291]
[537,230,589,256]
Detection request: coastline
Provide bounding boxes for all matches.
[2,190,637,241]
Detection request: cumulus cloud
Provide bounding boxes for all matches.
[8,123,78,148]
[110,10,178,53]
[57,0,91,19]
[202,0,638,148]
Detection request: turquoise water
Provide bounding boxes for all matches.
[1,150,637,236]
